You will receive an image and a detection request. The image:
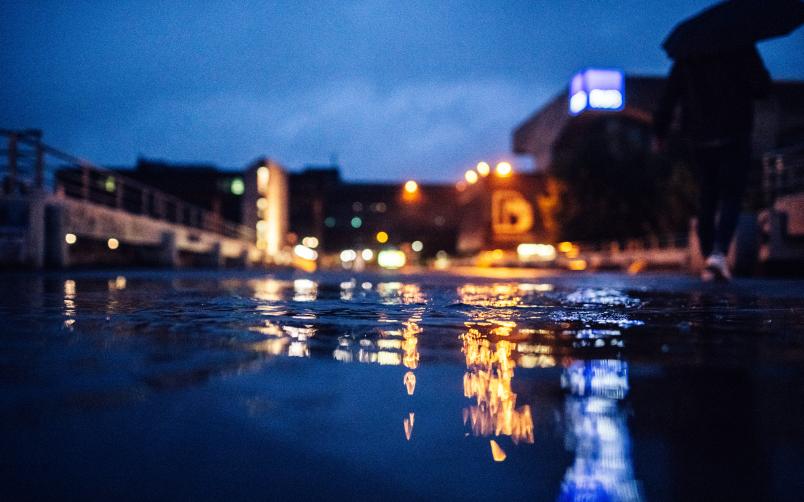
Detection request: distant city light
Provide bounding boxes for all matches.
[107,238,119,250]
[569,91,588,114]
[404,180,418,194]
[456,180,467,192]
[324,217,336,228]
[464,170,478,184]
[230,178,245,195]
[495,162,513,177]
[294,244,318,261]
[476,162,490,177]
[558,241,574,253]
[568,259,588,271]
[340,249,357,262]
[257,166,269,193]
[64,233,77,245]
[351,216,363,228]
[377,249,406,269]
[104,176,116,193]
[361,248,374,261]
[256,197,268,210]
[411,240,423,252]
[517,243,556,262]
[376,231,389,244]
[302,236,319,248]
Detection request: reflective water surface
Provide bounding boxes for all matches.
[2,270,804,500]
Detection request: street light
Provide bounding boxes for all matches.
[404,180,418,194]
[476,162,490,177]
[495,162,512,177]
[464,170,479,184]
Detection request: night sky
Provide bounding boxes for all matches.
[2,1,803,182]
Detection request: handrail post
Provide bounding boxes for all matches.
[81,163,90,200]
[35,140,44,189]
[7,133,17,193]
[116,179,124,209]
[141,188,148,215]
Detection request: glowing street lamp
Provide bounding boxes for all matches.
[376,231,389,244]
[476,162,490,177]
[404,180,418,194]
[464,170,479,184]
[495,161,513,177]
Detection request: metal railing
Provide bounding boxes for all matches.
[1,129,254,241]
[763,144,804,205]
[569,232,689,254]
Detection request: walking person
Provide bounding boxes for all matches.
[653,46,770,280]
[655,0,803,280]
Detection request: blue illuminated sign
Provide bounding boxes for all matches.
[568,68,625,115]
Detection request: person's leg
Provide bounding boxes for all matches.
[694,147,719,258]
[714,139,751,255]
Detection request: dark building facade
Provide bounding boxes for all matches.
[512,70,804,243]
[514,73,804,170]
[112,158,246,224]
[288,166,460,257]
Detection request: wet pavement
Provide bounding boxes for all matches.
[1,269,804,501]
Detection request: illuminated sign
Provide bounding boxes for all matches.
[491,190,534,235]
[569,68,625,115]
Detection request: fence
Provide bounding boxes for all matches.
[763,145,804,204]
[1,129,254,241]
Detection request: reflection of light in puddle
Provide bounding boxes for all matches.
[377,282,426,305]
[404,412,415,441]
[63,279,76,329]
[461,325,534,446]
[404,371,416,395]
[249,322,315,358]
[250,279,288,302]
[459,282,554,308]
[107,275,126,291]
[458,283,522,308]
[565,288,640,307]
[558,359,642,501]
[340,280,356,301]
[293,279,317,302]
[489,439,507,462]
[332,317,421,370]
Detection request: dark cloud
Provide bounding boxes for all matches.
[2,0,802,181]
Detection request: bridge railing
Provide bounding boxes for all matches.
[1,129,254,241]
[763,144,804,205]
[569,232,689,255]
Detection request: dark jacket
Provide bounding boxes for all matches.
[653,46,771,144]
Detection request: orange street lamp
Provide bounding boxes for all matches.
[495,161,513,177]
[404,180,418,194]
[476,161,490,177]
[464,169,479,184]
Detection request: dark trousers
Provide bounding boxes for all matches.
[691,138,751,257]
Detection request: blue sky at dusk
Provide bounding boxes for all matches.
[2,0,803,181]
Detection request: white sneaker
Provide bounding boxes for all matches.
[704,253,732,281]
